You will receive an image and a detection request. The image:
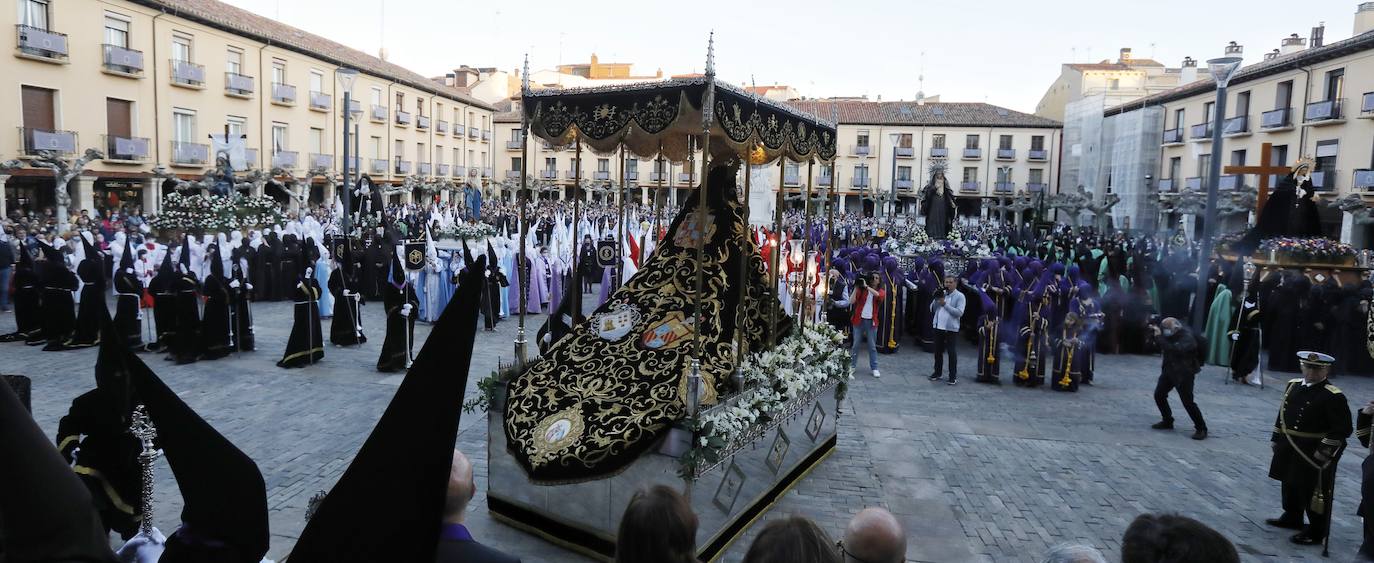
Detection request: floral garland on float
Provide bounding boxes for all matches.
[436,222,500,241]
[147,192,286,235]
[1257,237,1358,265]
[678,323,852,479]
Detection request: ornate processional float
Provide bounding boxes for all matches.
[478,36,851,561]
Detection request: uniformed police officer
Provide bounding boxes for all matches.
[1266,351,1352,551]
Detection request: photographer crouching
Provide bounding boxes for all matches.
[1150,317,1209,440]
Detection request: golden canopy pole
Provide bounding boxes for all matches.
[570,136,583,321]
[515,54,531,366]
[654,153,664,248]
[768,159,785,347]
[617,146,627,291]
[799,158,815,331]
[735,150,753,364]
[823,159,837,315]
[686,35,717,469]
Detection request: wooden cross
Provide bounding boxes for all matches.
[1222,142,1291,215]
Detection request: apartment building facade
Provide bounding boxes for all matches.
[3,0,495,220]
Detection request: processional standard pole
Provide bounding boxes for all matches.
[571,137,583,321]
[769,159,785,347]
[799,159,815,330]
[687,33,716,442]
[735,148,754,365]
[515,54,530,366]
[618,146,627,292]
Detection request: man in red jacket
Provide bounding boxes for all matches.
[850,272,885,378]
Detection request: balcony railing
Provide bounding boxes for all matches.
[341,99,361,117]
[959,181,981,192]
[416,115,431,130]
[1304,98,1345,123]
[1354,169,1374,191]
[895,179,913,190]
[394,160,411,175]
[225,72,255,97]
[104,135,150,161]
[1218,174,1240,190]
[678,172,694,184]
[468,127,479,139]
[437,164,450,177]
[594,171,610,180]
[564,170,580,179]
[370,105,387,122]
[418,162,432,175]
[852,145,871,156]
[272,151,298,169]
[271,83,296,105]
[436,120,449,134]
[1028,149,1048,161]
[170,141,209,166]
[650,172,667,182]
[15,25,67,61]
[245,148,258,166]
[1362,92,1374,117]
[818,175,833,186]
[1184,177,1202,190]
[1222,115,1249,136]
[482,130,492,141]
[171,60,206,87]
[962,148,982,160]
[1026,182,1047,192]
[309,91,331,111]
[1260,107,1292,130]
[996,148,1016,160]
[452,166,465,177]
[626,171,639,181]
[784,173,800,186]
[929,147,948,157]
[395,110,412,126]
[483,167,493,178]
[310,153,333,169]
[370,158,388,174]
[851,177,869,188]
[993,181,1015,193]
[506,170,522,180]
[343,156,359,171]
[507,139,523,150]
[1161,128,1183,144]
[19,127,77,155]
[1157,178,1174,192]
[1189,123,1212,140]
[541,170,557,180]
[894,147,915,158]
[102,44,143,75]
[1311,170,1337,191]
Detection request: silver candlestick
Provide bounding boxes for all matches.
[129,405,159,536]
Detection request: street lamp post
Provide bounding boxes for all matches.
[888,133,900,217]
[336,68,359,234]
[1191,54,1243,333]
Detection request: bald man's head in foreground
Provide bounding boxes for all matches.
[842,507,906,563]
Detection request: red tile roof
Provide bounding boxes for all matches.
[786,100,1061,128]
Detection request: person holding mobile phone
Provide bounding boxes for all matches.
[849,273,884,378]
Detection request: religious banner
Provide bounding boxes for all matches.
[403,242,426,271]
[596,240,618,267]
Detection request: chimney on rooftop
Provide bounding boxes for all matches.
[1224,41,1243,57]
[1311,22,1325,48]
[1264,48,1281,61]
[1281,33,1307,55]
[1119,47,1132,64]
[1358,3,1374,36]
[1180,57,1198,83]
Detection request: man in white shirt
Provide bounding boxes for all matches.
[928,275,966,385]
[849,273,885,378]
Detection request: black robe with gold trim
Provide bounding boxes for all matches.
[1269,378,1351,537]
[278,276,324,368]
[55,389,142,539]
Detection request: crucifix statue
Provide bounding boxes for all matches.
[1222,142,1293,218]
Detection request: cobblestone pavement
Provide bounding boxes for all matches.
[3,291,1372,562]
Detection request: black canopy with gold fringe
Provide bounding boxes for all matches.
[522,78,837,165]
[503,164,790,483]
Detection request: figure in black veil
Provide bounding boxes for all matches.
[1236,158,1324,254]
[920,167,957,239]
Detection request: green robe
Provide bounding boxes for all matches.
[1203,284,1234,366]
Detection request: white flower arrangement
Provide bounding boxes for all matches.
[438,222,499,241]
[682,323,851,476]
[148,193,286,234]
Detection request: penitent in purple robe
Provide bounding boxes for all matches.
[508,254,552,315]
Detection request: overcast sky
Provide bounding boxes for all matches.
[223,0,1358,114]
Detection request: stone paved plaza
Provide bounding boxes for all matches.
[4,292,1373,562]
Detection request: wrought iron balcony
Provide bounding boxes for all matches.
[594,171,610,180]
[930,147,948,158]
[994,181,1015,193]
[1355,170,1374,191]
[341,99,361,118]
[395,110,412,126]
[626,171,639,181]
[541,169,557,180]
[1184,177,1202,190]
[19,127,77,155]
[15,25,67,61]
[507,139,523,150]
[310,153,333,169]
[506,170,522,180]
[650,172,667,182]
[171,60,205,87]
[271,82,296,105]
[437,164,450,177]
[416,115,431,130]
[996,148,1016,160]
[678,172,694,184]
[246,148,258,166]
[1222,115,1249,136]
[453,166,466,177]
[1161,128,1183,144]
[894,147,915,158]
[959,181,981,192]
[370,158,388,174]
[170,141,209,166]
[1028,149,1048,161]
[564,170,580,179]
[962,148,982,160]
[418,162,432,175]
[394,159,411,175]
[272,151,298,169]
[1189,123,1212,140]
[370,105,388,122]
[436,120,449,134]
[225,72,255,97]
[895,179,914,190]
[1304,98,1345,123]
[1311,170,1337,191]
[468,127,479,139]
[343,156,359,171]
[1363,93,1374,117]
[818,174,833,186]
[482,130,492,141]
[309,91,331,111]
[1218,174,1240,190]
[784,173,800,186]
[852,145,871,156]
[104,135,149,161]
[102,44,143,75]
[851,177,869,188]
[1260,107,1292,130]
[482,167,493,178]
[1026,182,1047,192]
[1157,178,1174,191]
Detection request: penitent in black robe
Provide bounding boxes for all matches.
[278,276,324,368]
[328,268,366,346]
[41,262,78,351]
[231,262,255,352]
[67,258,106,348]
[169,273,202,364]
[200,273,233,360]
[376,279,417,372]
[112,269,143,348]
[0,259,43,344]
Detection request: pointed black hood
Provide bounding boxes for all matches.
[119,235,135,270]
[95,307,137,426]
[288,256,486,563]
[486,240,499,274]
[0,375,118,563]
[177,235,192,273]
[81,232,101,263]
[40,240,64,262]
[462,241,475,269]
[124,343,269,561]
[16,239,35,271]
[208,243,224,278]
